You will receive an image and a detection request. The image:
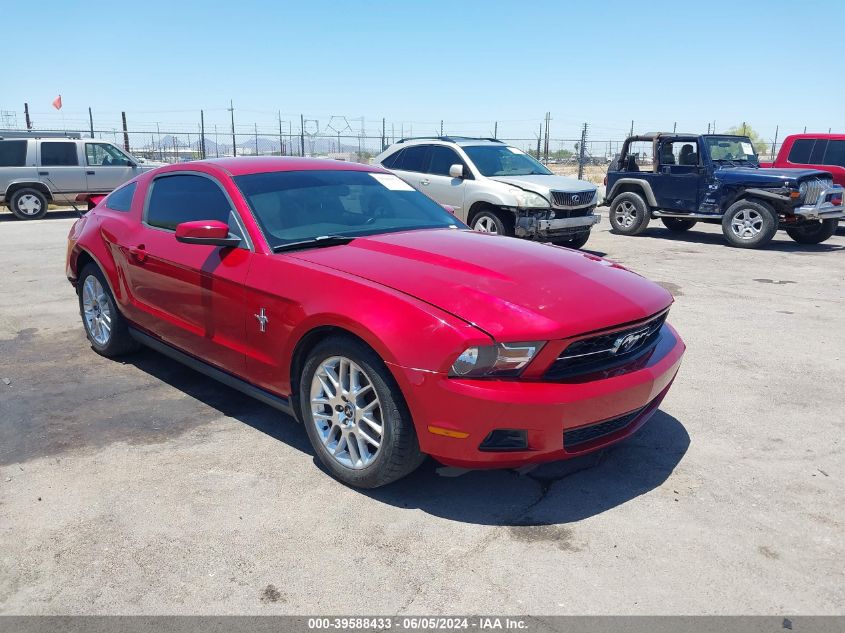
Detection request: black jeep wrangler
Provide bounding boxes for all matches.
[604,133,844,248]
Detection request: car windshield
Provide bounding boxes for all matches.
[233,169,464,249]
[705,136,759,165]
[463,145,552,177]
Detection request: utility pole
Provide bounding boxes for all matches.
[300,114,305,157]
[24,103,32,130]
[200,110,206,159]
[88,107,95,138]
[228,101,237,157]
[578,123,588,180]
[121,111,130,152]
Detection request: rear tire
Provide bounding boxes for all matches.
[471,209,513,236]
[661,217,697,232]
[552,230,591,249]
[609,192,651,235]
[299,336,425,488]
[77,264,140,357]
[785,219,837,244]
[721,199,778,248]
[10,188,48,220]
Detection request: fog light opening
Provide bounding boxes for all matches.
[479,429,528,452]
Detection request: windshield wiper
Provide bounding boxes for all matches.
[272,235,357,253]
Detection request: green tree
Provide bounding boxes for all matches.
[722,124,769,155]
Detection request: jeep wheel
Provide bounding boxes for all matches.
[10,188,48,220]
[661,218,697,232]
[471,210,512,236]
[721,199,778,248]
[785,219,838,245]
[552,230,591,249]
[609,192,650,235]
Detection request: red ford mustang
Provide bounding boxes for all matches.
[66,157,685,488]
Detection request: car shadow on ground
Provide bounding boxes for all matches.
[615,227,845,252]
[121,347,688,527]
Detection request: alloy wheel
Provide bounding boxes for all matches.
[730,209,763,240]
[81,276,112,346]
[310,356,383,470]
[17,194,43,217]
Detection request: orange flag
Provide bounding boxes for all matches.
[52,95,62,110]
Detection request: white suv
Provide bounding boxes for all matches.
[373,137,599,248]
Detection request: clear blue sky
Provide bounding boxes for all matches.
[3,0,843,143]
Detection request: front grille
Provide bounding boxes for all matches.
[545,311,668,380]
[564,405,645,449]
[551,190,596,207]
[802,178,833,205]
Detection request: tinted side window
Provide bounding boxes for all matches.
[40,142,79,166]
[0,140,27,167]
[428,146,464,176]
[787,139,814,164]
[104,182,136,212]
[809,139,828,164]
[823,140,845,168]
[146,174,232,231]
[381,149,403,169]
[393,145,430,172]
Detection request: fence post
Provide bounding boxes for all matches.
[577,123,588,180]
[200,110,206,159]
[121,111,130,152]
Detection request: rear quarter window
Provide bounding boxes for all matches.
[0,140,27,167]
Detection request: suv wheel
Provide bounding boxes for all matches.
[10,188,48,220]
[552,231,591,249]
[721,199,778,248]
[785,219,838,245]
[471,210,512,236]
[661,218,697,232]
[78,264,140,357]
[609,192,651,235]
[299,336,425,488]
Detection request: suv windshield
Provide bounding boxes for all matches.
[705,136,759,165]
[463,145,552,177]
[234,170,463,249]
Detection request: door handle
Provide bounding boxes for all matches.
[129,245,147,263]
[419,179,430,186]
[86,170,95,175]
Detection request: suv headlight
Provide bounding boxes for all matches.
[508,188,549,209]
[449,342,545,378]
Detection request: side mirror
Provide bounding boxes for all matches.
[449,164,464,179]
[442,204,456,215]
[175,220,241,247]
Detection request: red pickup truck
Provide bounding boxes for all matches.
[761,133,845,188]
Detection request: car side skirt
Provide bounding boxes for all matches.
[128,327,296,418]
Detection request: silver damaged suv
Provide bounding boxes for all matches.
[373,137,599,248]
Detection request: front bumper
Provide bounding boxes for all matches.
[794,185,844,220]
[393,324,685,469]
[514,207,601,239]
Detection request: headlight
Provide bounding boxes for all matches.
[449,342,545,378]
[508,188,549,208]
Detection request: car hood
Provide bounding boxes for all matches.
[288,229,672,341]
[717,166,831,185]
[490,174,597,197]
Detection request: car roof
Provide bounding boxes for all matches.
[185,156,387,177]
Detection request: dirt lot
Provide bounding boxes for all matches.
[0,211,843,615]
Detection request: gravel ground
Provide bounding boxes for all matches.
[0,210,843,615]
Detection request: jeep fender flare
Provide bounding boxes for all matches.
[606,178,658,207]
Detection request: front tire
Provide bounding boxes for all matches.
[552,230,591,249]
[299,336,425,488]
[661,217,697,232]
[721,199,778,248]
[10,188,48,220]
[785,219,837,244]
[471,209,512,236]
[78,264,139,357]
[609,192,651,235]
